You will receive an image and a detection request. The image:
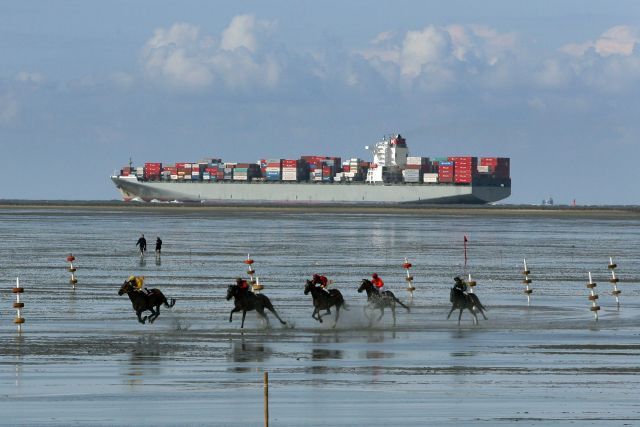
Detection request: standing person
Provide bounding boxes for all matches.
[136,234,147,256]
[371,273,385,293]
[155,236,162,255]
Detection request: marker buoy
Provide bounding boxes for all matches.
[587,272,600,320]
[467,273,477,294]
[243,253,263,293]
[67,253,78,288]
[522,259,533,305]
[608,257,621,307]
[13,278,25,332]
[403,257,416,296]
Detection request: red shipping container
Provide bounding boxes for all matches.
[343,166,351,173]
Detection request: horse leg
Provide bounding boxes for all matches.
[469,307,478,325]
[458,308,463,325]
[136,310,147,324]
[478,307,488,320]
[447,305,456,319]
[377,307,384,322]
[391,305,397,327]
[152,304,161,322]
[333,305,340,328]
[312,307,322,323]
[257,309,271,329]
[147,307,158,323]
[241,310,247,329]
[229,307,241,323]
[267,306,286,325]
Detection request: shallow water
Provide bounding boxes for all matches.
[0,207,639,426]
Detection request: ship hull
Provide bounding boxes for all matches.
[111,176,510,204]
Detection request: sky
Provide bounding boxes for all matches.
[1,0,639,204]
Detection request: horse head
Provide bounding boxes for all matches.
[226,284,236,301]
[358,279,372,293]
[304,279,314,295]
[118,280,134,296]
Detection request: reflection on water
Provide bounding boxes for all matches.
[124,336,163,388]
[227,335,271,373]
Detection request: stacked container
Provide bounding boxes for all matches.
[144,163,162,180]
[121,166,132,176]
[282,159,299,181]
[423,173,439,183]
[438,161,454,183]
[449,156,478,184]
[265,159,281,181]
[480,157,510,178]
[404,156,430,183]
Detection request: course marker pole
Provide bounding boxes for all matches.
[587,271,600,321]
[608,257,621,308]
[12,278,25,332]
[403,257,415,298]
[522,259,532,306]
[67,254,78,288]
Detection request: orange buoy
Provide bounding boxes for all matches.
[14,317,26,324]
[12,287,24,293]
[402,262,412,269]
[67,255,75,262]
[13,302,24,308]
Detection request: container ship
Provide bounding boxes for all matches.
[111,134,511,204]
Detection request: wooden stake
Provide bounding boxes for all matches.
[264,371,269,427]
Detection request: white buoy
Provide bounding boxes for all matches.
[67,254,78,288]
[608,257,621,308]
[12,278,25,332]
[467,273,477,294]
[522,259,532,305]
[403,257,415,298]
[587,271,600,321]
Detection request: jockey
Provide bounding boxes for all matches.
[128,275,148,293]
[236,277,250,292]
[311,273,330,289]
[371,273,385,293]
[454,276,468,293]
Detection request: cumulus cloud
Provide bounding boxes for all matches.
[141,15,278,91]
[355,24,519,92]
[560,25,639,57]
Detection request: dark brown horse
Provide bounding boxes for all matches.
[447,287,487,325]
[226,284,287,329]
[304,280,348,327]
[118,280,176,324]
[357,279,410,326]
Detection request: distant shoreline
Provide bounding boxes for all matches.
[0,200,638,218]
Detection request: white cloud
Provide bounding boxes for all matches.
[561,25,639,57]
[221,14,273,52]
[400,26,451,78]
[141,16,278,91]
[15,71,46,85]
[534,59,571,88]
[0,92,19,126]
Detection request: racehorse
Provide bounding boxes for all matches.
[226,284,287,329]
[357,279,410,326]
[447,287,488,325]
[304,280,348,327]
[118,280,176,324]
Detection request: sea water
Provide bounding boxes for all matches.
[0,207,639,426]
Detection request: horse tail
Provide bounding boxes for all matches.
[468,294,486,311]
[164,297,176,308]
[394,295,410,312]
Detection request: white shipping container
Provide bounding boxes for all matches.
[266,167,281,172]
[170,175,178,180]
[233,175,248,181]
[423,173,439,183]
[477,165,490,173]
[282,167,298,173]
[406,156,422,165]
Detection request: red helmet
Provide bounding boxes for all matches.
[236,277,244,284]
[313,274,320,280]
[372,273,378,279]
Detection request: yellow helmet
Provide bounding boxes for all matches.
[128,275,136,282]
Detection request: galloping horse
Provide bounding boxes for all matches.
[357,279,410,326]
[226,284,287,329]
[304,280,348,327]
[118,280,176,324]
[447,287,488,325]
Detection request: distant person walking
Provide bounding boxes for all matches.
[136,234,147,256]
[155,237,162,255]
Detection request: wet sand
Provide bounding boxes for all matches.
[0,206,639,425]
